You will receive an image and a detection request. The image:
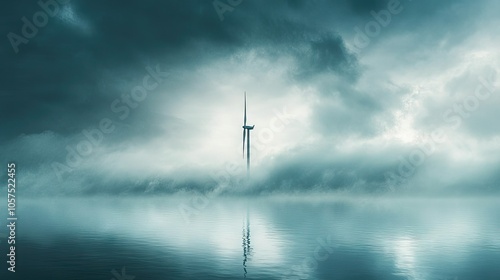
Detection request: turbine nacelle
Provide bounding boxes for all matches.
[242,125,255,130]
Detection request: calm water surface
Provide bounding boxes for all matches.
[2,196,500,279]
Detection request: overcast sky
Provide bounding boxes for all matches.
[1,0,499,196]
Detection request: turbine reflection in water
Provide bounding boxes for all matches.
[242,207,252,278]
[8,197,500,279]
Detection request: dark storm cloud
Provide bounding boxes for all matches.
[294,33,359,81]
[0,0,358,142]
[0,0,237,141]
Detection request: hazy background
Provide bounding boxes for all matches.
[1,0,499,196]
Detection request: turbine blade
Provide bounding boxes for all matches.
[244,91,247,126]
[243,129,246,158]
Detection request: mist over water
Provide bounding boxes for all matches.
[4,195,500,280]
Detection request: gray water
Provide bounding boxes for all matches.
[2,196,500,279]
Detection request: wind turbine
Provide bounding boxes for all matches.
[242,92,255,176]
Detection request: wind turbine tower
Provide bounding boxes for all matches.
[242,92,255,176]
